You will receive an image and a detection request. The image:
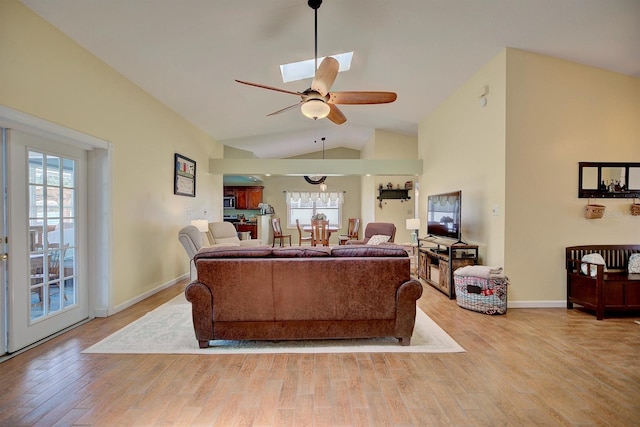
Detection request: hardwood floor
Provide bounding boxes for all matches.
[1,280,639,426]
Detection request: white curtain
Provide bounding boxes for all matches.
[285,191,344,204]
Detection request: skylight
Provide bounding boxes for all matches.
[280,52,353,83]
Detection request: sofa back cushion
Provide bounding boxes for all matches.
[331,244,407,257]
[194,245,272,261]
[271,247,331,257]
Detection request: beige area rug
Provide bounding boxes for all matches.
[83,294,465,354]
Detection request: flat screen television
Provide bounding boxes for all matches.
[427,190,462,241]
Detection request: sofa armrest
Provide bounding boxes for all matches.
[394,279,423,346]
[185,281,214,348]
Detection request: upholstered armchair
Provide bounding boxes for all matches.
[207,222,263,247]
[346,222,396,245]
[178,225,207,279]
[178,225,205,259]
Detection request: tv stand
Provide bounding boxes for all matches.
[418,238,478,299]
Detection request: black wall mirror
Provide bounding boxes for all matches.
[579,162,640,198]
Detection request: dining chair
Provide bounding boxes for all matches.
[311,219,329,246]
[295,219,312,246]
[338,218,360,245]
[271,217,292,247]
[48,244,68,304]
[30,243,68,307]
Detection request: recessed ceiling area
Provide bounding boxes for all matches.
[20,0,640,159]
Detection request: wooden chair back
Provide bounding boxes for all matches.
[296,219,312,246]
[311,220,329,246]
[271,217,291,247]
[347,218,360,239]
[272,217,284,236]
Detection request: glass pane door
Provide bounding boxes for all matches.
[28,151,78,320]
[7,129,88,353]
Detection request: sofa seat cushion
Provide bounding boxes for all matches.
[331,244,408,258]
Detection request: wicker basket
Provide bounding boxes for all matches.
[585,199,605,219]
[632,199,640,216]
[454,274,508,315]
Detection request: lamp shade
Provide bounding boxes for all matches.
[191,219,209,232]
[406,218,420,230]
[301,100,330,120]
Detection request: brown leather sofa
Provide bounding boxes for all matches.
[185,245,423,348]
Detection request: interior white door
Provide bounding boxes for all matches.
[6,129,88,353]
[1,129,7,355]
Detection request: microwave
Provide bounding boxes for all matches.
[223,196,235,209]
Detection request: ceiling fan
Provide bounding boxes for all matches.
[235,0,397,125]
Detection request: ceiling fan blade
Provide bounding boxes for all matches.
[311,57,339,96]
[329,91,397,105]
[235,79,303,97]
[266,102,303,117]
[327,104,346,125]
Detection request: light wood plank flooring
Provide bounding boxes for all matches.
[1,280,639,426]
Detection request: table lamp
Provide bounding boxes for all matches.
[406,218,420,243]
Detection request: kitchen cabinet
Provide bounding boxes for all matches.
[224,186,263,210]
[236,223,257,239]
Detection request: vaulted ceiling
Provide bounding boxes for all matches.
[22,0,640,158]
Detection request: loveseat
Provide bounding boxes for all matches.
[185,245,423,348]
[566,245,640,320]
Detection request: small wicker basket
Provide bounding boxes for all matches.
[631,199,640,216]
[585,199,605,219]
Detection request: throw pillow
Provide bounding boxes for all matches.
[581,253,607,277]
[366,234,391,245]
[628,253,640,273]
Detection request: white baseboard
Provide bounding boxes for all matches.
[110,273,189,315]
[507,300,566,308]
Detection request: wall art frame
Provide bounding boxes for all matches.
[174,153,196,197]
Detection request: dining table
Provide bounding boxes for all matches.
[302,224,340,242]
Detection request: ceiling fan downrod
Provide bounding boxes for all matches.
[308,0,322,72]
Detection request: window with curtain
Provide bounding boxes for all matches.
[285,191,344,228]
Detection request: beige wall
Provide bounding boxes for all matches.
[419,47,640,304]
[419,50,507,263]
[361,130,419,243]
[1,0,223,309]
[504,49,640,303]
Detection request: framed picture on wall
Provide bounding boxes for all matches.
[174,153,196,197]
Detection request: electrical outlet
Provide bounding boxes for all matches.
[491,206,499,216]
[203,208,208,216]
[187,207,191,216]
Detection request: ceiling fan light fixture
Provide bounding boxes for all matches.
[301,100,330,120]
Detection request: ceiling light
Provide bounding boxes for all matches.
[281,52,353,83]
[301,100,330,120]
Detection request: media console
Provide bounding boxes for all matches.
[418,238,478,299]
